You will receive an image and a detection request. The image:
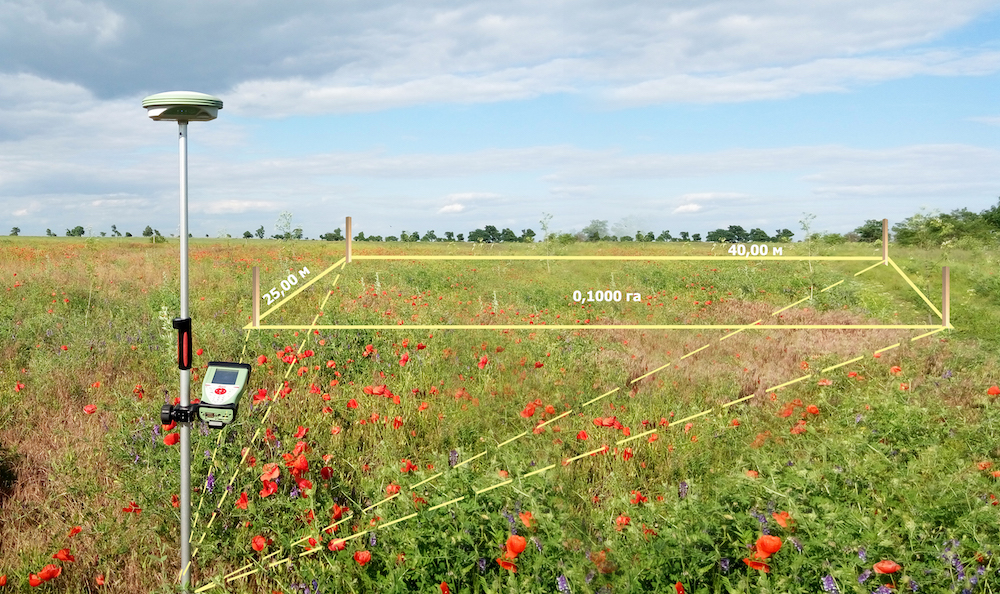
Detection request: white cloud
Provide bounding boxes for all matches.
[444,192,501,201]
[969,116,1000,126]
[679,192,749,201]
[673,204,702,213]
[438,203,465,213]
[192,200,278,214]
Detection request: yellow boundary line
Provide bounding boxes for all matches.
[350,255,881,261]
[887,257,943,319]
[246,323,942,330]
[258,258,346,322]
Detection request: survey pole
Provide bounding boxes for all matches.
[882,219,888,265]
[346,216,352,263]
[178,120,193,590]
[942,266,950,327]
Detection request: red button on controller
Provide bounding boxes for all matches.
[215,387,227,395]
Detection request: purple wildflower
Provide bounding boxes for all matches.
[719,558,730,573]
[289,486,299,498]
[821,575,839,593]
[909,579,918,591]
[874,586,893,594]
[557,575,571,593]
[206,472,216,494]
[858,569,872,583]
[369,532,377,547]
[791,537,803,552]
[449,449,458,467]
[477,558,487,573]
[585,571,595,584]
[678,481,688,499]
[533,537,542,552]
[858,547,867,561]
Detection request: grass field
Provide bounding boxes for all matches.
[2,236,1000,593]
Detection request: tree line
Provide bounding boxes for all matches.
[11,198,1000,247]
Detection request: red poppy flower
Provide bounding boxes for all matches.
[505,535,527,558]
[519,511,534,528]
[261,463,280,481]
[39,564,62,581]
[806,405,820,414]
[29,573,43,587]
[399,352,410,366]
[440,582,450,594]
[979,461,993,471]
[328,538,346,551]
[743,558,770,572]
[393,416,403,429]
[478,355,488,369]
[195,348,204,356]
[235,492,249,509]
[520,403,536,418]
[621,448,634,461]
[252,535,267,552]
[61,345,68,351]
[772,511,792,528]
[257,355,268,365]
[873,560,901,574]
[496,558,517,572]
[630,490,647,504]
[386,483,401,496]
[675,582,686,594]
[122,501,142,513]
[989,385,1000,396]
[417,342,427,350]
[293,426,308,438]
[534,361,543,368]
[172,493,180,507]
[754,535,783,559]
[68,526,82,538]
[52,548,75,562]
[354,550,371,566]
[347,399,358,409]
[259,480,277,498]
[890,365,902,375]
[615,515,630,530]
[746,470,759,478]
[83,404,97,415]
[400,459,418,473]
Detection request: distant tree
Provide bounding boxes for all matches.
[142,225,154,237]
[255,225,266,239]
[705,229,727,242]
[368,235,383,241]
[520,228,535,242]
[422,230,438,241]
[853,219,883,242]
[353,231,367,242]
[67,226,85,237]
[10,227,19,236]
[468,228,486,243]
[620,235,633,242]
[748,228,771,242]
[293,227,303,240]
[456,233,464,242]
[274,211,294,240]
[483,225,500,243]
[46,229,55,237]
[100,231,107,237]
[691,233,702,242]
[679,231,690,241]
[320,228,344,241]
[500,228,518,242]
[774,229,794,242]
[385,236,399,242]
[125,232,132,237]
[581,220,609,241]
[981,197,1000,230]
[444,231,455,241]
[243,231,253,238]
[728,225,750,242]
[111,224,121,237]
[656,230,673,241]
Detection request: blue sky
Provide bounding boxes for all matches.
[1,0,998,239]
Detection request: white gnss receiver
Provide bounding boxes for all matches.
[198,361,251,428]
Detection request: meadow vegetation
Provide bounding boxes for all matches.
[1,237,999,593]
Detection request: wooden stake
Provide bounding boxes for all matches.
[942,266,950,327]
[882,219,888,265]
[252,266,259,327]
[346,216,352,264]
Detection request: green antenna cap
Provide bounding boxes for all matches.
[143,91,223,122]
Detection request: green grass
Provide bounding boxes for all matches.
[1,237,999,593]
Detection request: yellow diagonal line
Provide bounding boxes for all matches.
[820,280,844,292]
[854,261,883,276]
[379,512,418,529]
[680,344,710,360]
[475,479,513,495]
[765,374,812,392]
[363,494,399,512]
[719,319,762,341]
[669,409,712,427]
[454,450,487,469]
[721,394,756,408]
[538,409,572,427]
[582,387,619,406]
[616,428,657,446]
[410,473,442,488]
[912,327,948,341]
[822,356,863,373]
[428,496,465,511]
[564,446,611,463]
[258,256,346,321]
[887,257,942,318]
[497,432,528,448]
[874,343,900,354]
[523,464,556,478]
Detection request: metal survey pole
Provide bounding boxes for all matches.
[142,91,222,592]
[178,120,192,590]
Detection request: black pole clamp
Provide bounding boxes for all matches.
[161,403,199,425]
[172,317,193,370]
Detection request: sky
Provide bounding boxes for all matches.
[1,0,999,240]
